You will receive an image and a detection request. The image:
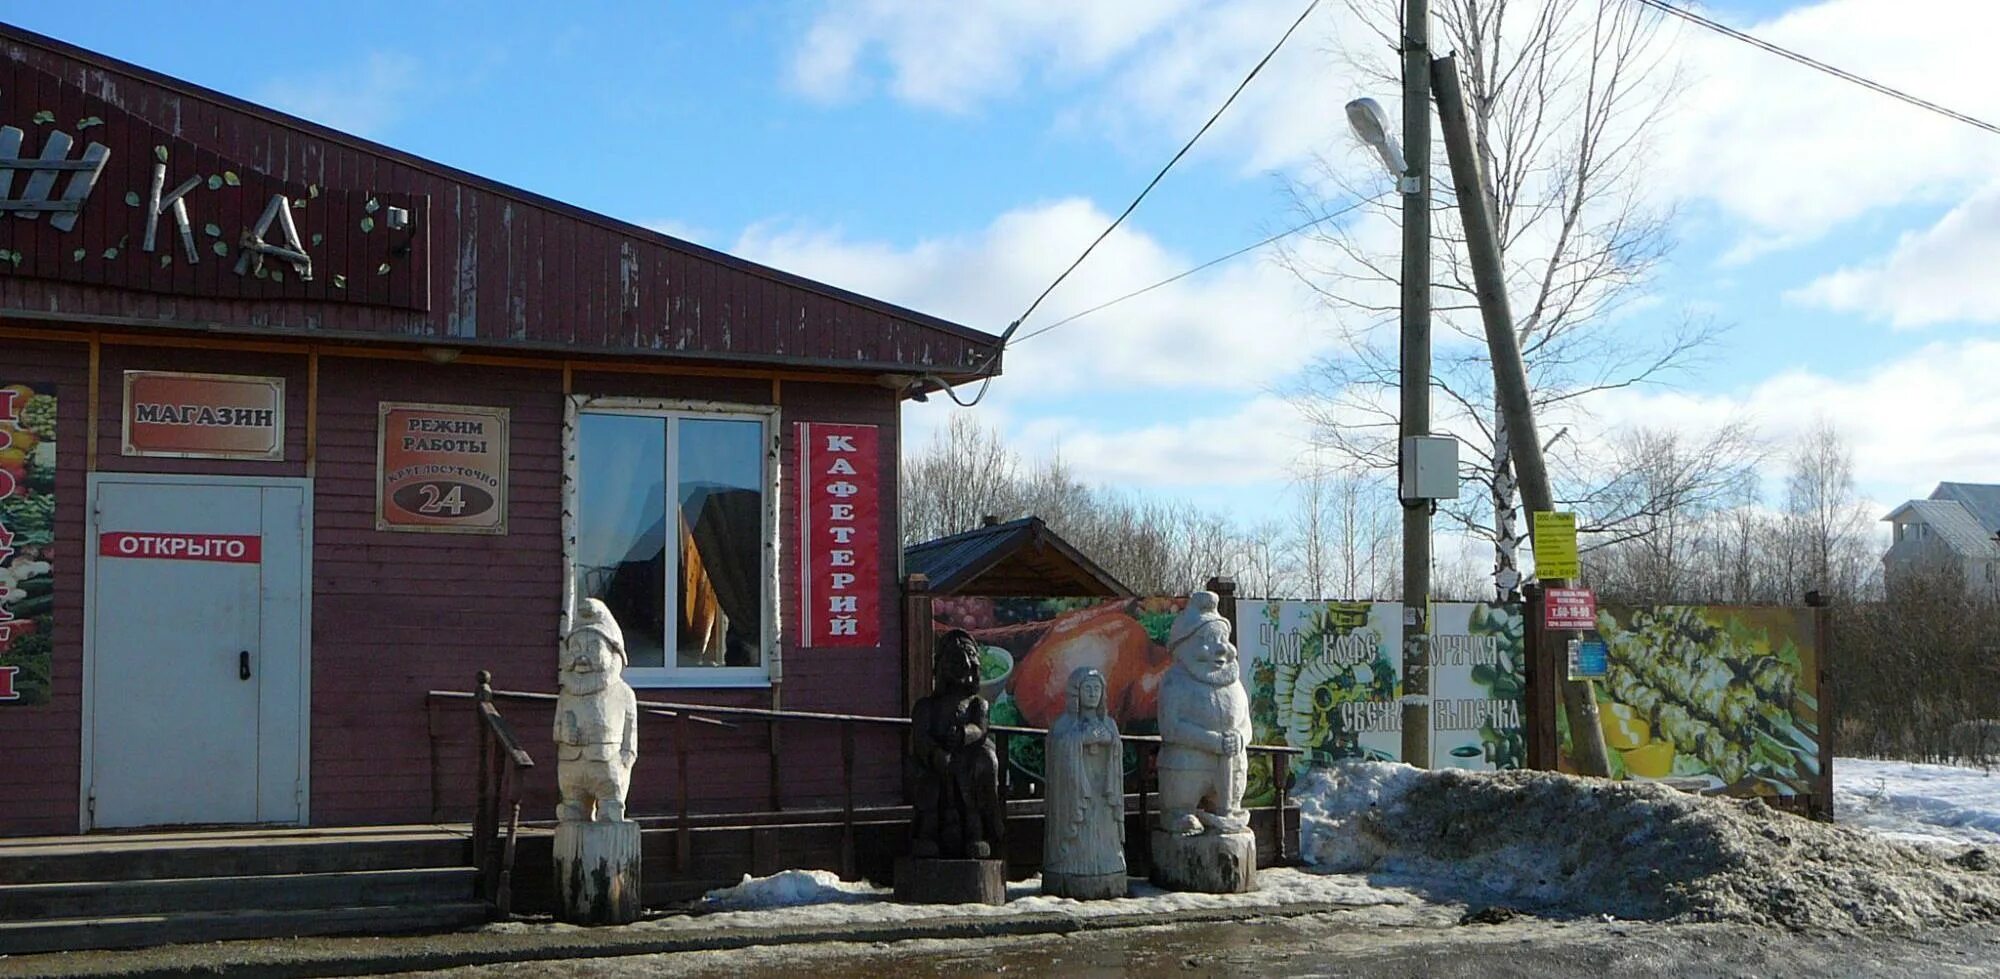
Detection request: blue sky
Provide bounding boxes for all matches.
[18,1,2000,537]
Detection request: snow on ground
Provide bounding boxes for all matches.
[491,759,2000,940]
[1294,762,2000,932]
[1836,757,2000,849]
[486,867,1415,936]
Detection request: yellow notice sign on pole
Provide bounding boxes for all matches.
[1532,510,1579,580]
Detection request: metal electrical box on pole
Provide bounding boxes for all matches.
[1399,435,1459,502]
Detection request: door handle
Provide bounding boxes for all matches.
[239,650,252,681]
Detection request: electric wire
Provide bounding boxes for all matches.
[1631,0,2000,137]
[924,0,1320,407]
[1009,0,1323,334]
[1013,191,1390,345]
[928,0,1324,408]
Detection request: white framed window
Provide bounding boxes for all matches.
[563,397,779,688]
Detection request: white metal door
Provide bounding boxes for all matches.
[87,476,309,829]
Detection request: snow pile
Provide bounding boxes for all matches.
[1836,758,2000,849]
[555,867,1412,932]
[702,870,881,910]
[1299,762,2000,932]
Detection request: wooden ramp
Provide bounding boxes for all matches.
[0,825,487,954]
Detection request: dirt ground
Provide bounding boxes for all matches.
[383,904,2000,979]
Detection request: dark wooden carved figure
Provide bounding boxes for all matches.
[909,629,1003,859]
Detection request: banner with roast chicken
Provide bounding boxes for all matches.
[929,596,1527,798]
[929,596,1186,789]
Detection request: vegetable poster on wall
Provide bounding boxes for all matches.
[1557,605,1821,797]
[0,382,55,705]
[1238,600,1404,795]
[930,596,1187,784]
[1235,600,1528,794]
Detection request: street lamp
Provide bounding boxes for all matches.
[1345,98,1414,190]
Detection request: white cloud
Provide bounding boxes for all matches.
[787,0,1357,173]
[1657,0,2000,248]
[1590,339,2000,507]
[1013,394,1315,489]
[732,198,1347,396]
[786,0,1197,112]
[259,52,421,139]
[1788,181,2000,328]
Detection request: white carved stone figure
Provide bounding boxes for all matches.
[1042,667,1127,898]
[1157,591,1252,837]
[556,599,639,823]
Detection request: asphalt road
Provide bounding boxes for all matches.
[386,911,2000,979]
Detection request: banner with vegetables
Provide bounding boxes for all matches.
[1239,600,1404,801]
[0,382,55,705]
[1236,600,1528,796]
[1557,606,1821,797]
[930,596,1186,787]
[1428,603,1528,771]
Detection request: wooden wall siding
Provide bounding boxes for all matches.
[0,28,999,378]
[0,339,88,835]
[0,340,909,833]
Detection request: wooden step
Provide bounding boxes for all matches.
[0,866,477,920]
[0,901,491,956]
[0,834,470,885]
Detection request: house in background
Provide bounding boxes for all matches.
[1882,482,2000,592]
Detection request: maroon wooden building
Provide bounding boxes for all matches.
[0,23,1001,837]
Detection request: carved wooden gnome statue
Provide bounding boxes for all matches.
[1151,590,1258,894]
[552,598,643,924]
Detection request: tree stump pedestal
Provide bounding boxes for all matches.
[893,857,1007,905]
[554,819,643,924]
[1149,828,1256,894]
[1041,870,1129,900]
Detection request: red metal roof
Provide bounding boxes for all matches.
[0,22,1003,381]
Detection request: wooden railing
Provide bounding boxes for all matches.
[467,671,532,916]
[431,682,1306,886]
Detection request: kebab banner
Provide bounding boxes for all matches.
[929,596,1186,786]
[1556,605,1822,797]
[0,382,55,706]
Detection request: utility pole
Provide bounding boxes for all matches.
[1397,0,1433,769]
[1430,53,1612,778]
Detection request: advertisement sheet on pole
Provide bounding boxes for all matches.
[0,382,54,705]
[1532,510,1579,579]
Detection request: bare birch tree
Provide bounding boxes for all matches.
[900,413,1021,543]
[1282,0,1709,600]
[1783,418,1876,603]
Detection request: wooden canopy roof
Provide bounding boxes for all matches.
[904,516,1132,597]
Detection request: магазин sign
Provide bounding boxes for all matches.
[122,371,283,461]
